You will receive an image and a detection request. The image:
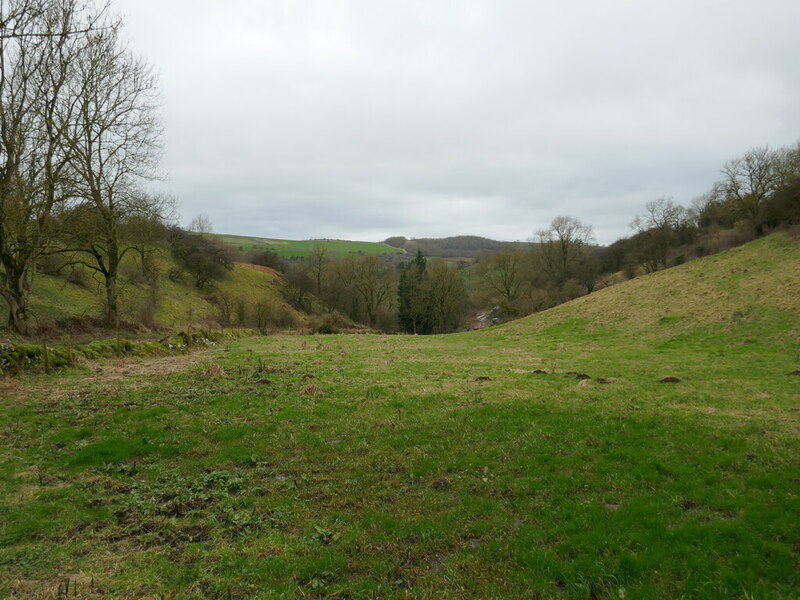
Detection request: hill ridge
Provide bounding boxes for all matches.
[497,233,800,338]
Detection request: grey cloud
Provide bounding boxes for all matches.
[118,0,800,245]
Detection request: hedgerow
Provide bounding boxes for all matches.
[0,328,257,376]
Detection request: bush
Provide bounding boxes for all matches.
[310,311,352,334]
[37,253,68,276]
[254,297,300,332]
[244,249,287,273]
[168,227,236,288]
[66,265,92,289]
[120,260,149,285]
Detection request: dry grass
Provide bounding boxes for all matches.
[0,350,212,403]
[500,234,800,335]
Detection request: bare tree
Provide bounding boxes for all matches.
[630,196,688,272]
[763,144,800,227]
[420,259,467,334]
[58,22,162,327]
[349,254,395,328]
[720,146,782,225]
[0,0,109,40]
[0,0,102,333]
[480,248,524,304]
[188,213,212,234]
[307,241,329,301]
[535,215,594,286]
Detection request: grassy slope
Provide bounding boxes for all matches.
[218,234,404,258]
[25,255,291,335]
[1,234,799,599]
[486,233,800,397]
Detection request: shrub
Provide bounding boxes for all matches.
[168,227,236,288]
[311,311,352,334]
[244,249,287,273]
[66,265,92,289]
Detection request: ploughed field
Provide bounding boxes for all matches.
[2,235,799,599]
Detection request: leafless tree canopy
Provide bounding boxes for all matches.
[720,146,784,222]
[189,213,213,234]
[0,0,163,332]
[536,215,594,284]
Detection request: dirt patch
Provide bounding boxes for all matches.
[681,497,699,511]
[659,376,681,383]
[234,262,282,278]
[564,371,590,380]
[89,351,213,382]
[0,350,212,403]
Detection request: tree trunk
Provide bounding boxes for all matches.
[1,263,32,335]
[4,292,29,335]
[104,241,120,328]
[104,275,117,328]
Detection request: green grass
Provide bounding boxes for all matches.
[1,234,799,598]
[218,234,404,258]
[25,254,294,335]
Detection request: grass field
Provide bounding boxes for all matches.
[1,235,799,599]
[22,255,290,338]
[218,234,404,259]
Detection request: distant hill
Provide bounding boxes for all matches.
[218,234,403,258]
[384,235,525,258]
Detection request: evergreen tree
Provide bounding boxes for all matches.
[398,250,427,333]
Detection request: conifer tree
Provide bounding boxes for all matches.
[398,250,427,333]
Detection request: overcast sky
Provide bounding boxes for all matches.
[115,0,800,245]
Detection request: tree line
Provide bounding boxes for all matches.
[244,138,798,332]
[475,143,800,321]
[0,0,168,334]
[277,243,469,334]
[384,235,523,258]
[1,1,797,336]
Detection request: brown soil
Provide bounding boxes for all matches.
[0,350,212,402]
[234,262,282,278]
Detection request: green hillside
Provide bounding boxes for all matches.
[218,234,404,258]
[385,234,525,258]
[23,254,298,337]
[2,234,799,599]
[503,233,800,335]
